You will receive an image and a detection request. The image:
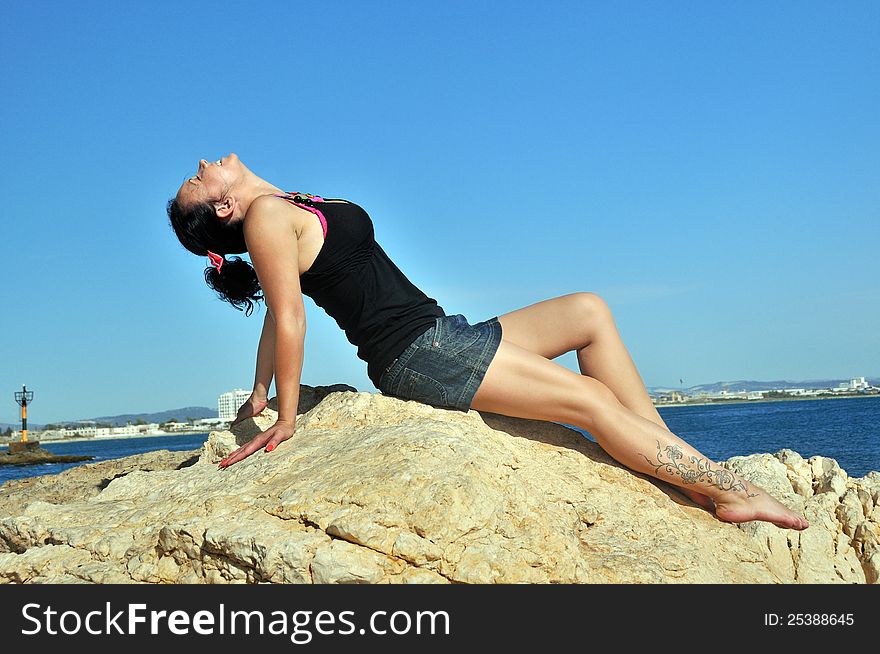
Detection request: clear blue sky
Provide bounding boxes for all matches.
[1,1,877,424]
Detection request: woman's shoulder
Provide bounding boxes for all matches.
[244,194,305,237]
[248,193,324,220]
[248,193,366,223]
[249,193,300,212]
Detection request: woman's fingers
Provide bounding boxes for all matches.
[220,447,252,468]
[218,421,294,469]
[219,434,269,469]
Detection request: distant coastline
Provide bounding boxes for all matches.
[656,393,880,409]
[0,430,212,449]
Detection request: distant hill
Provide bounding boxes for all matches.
[89,407,217,427]
[1,406,216,430]
[648,378,880,394]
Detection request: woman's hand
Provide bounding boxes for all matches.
[229,394,269,429]
[218,419,296,469]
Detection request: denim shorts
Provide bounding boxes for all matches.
[377,314,503,412]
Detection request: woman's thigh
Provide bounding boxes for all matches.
[497,292,612,359]
[470,337,620,429]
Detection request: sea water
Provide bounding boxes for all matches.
[656,396,879,477]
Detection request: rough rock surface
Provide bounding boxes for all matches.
[1,386,877,584]
[0,447,93,467]
[0,449,199,519]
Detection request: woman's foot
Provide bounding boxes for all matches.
[714,487,809,530]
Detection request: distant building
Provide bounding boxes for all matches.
[62,425,96,438]
[834,377,869,392]
[195,417,226,428]
[218,389,252,421]
[93,425,139,438]
[653,391,685,404]
[163,421,191,433]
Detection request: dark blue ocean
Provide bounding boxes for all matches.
[1,397,878,486]
[659,397,879,476]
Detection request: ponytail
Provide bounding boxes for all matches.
[166,197,264,316]
[204,255,263,316]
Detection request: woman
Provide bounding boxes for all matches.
[168,153,808,531]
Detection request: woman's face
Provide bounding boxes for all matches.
[175,152,243,209]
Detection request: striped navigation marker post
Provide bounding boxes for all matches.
[12,384,38,453]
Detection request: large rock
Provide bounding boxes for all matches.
[0,446,93,467]
[1,387,877,584]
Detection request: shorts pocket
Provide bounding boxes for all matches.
[377,337,422,392]
[396,367,448,407]
[436,315,481,357]
[377,360,399,393]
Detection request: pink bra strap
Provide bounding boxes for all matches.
[274,193,327,240]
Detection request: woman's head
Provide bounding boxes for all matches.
[167,153,263,316]
[174,154,245,221]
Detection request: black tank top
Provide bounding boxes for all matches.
[276,193,445,386]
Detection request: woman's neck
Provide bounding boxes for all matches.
[237,175,286,216]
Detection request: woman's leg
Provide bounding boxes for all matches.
[496,293,713,508]
[497,293,666,427]
[472,318,808,529]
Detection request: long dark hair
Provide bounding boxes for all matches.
[166,198,263,316]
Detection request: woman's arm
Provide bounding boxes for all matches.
[219,196,307,468]
[253,311,276,401]
[247,196,307,423]
[229,312,275,428]
[271,311,305,422]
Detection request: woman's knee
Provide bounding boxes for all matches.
[560,374,624,428]
[558,293,615,342]
[570,291,613,323]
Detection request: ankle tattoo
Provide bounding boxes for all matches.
[639,441,758,497]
